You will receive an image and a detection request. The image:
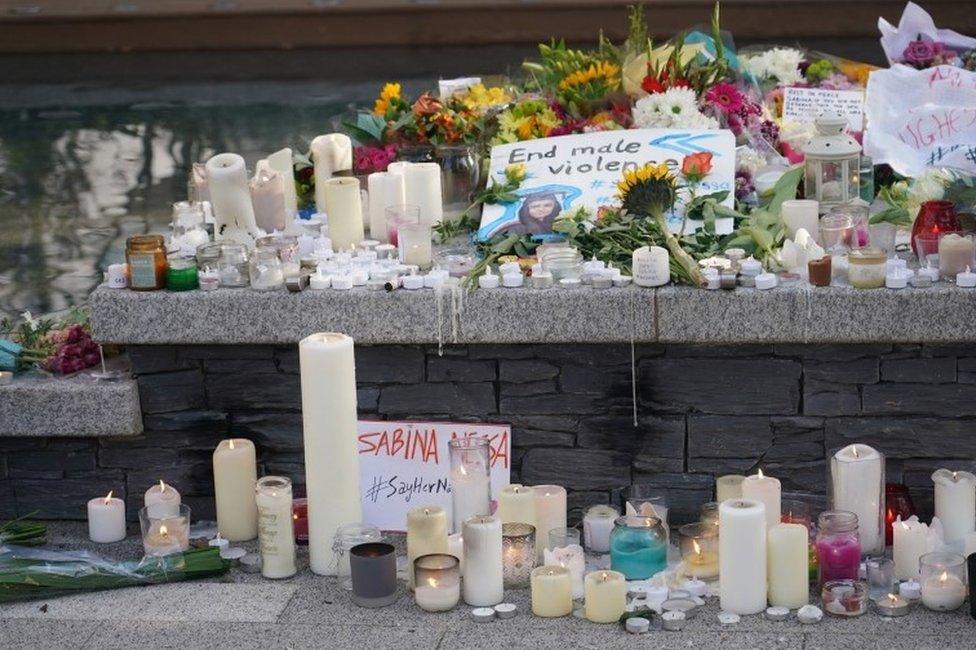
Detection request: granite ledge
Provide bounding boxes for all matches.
[0,374,143,438]
[88,282,976,346]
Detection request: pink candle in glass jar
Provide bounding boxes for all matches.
[816,511,861,585]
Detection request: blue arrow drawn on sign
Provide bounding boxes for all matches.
[648,133,722,156]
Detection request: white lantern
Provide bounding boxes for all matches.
[801,114,861,214]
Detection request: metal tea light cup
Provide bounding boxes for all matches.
[349,542,398,608]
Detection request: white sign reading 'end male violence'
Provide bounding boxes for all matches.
[478,129,736,240]
[357,420,511,532]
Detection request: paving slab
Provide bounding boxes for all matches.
[0,619,99,650]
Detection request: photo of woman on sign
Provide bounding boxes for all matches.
[502,191,562,235]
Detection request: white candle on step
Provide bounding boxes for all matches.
[719,499,767,615]
[144,480,180,519]
[831,444,885,555]
[205,153,259,245]
[213,438,258,542]
[463,515,504,606]
[403,162,443,226]
[323,177,365,252]
[310,133,352,212]
[932,469,976,546]
[533,485,566,561]
[367,171,406,242]
[767,523,808,609]
[893,516,928,580]
[498,484,536,526]
[87,491,126,543]
[741,469,781,529]
[299,332,363,575]
[266,147,298,219]
[407,505,449,589]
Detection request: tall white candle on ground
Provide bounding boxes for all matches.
[893,516,929,580]
[367,171,406,242]
[213,438,258,542]
[448,533,465,574]
[463,515,504,606]
[144,481,180,519]
[266,147,298,219]
[767,523,809,609]
[781,199,820,242]
[830,444,884,555]
[741,470,781,529]
[310,133,352,212]
[407,506,449,589]
[497,484,536,526]
[719,499,767,615]
[716,474,745,503]
[323,177,365,252]
[299,332,363,575]
[403,162,443,226]
[931,469,976,546]
[87,491,126,543]
[205,153,259,244]
[255,476,297,579]
[533,485,567,560]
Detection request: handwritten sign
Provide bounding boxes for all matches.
[478,128,736,240]
[782,87,865,131]
[357,420,511,532]
[864,64,976,177]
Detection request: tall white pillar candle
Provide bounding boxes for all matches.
[584,570,627,623]
[407,505,449,589]
[255,476,297,579]
[205,153,259,245]
[144,481,180,519]
[893,515,928,580]
[498,484,536,526]
[716,474,745,503]
[767,523,809,609]
[250,163,287,233]
[87,491,126,543]
[830,444,885,555]
[403,162,443,226]
[213,438,258,542]
[533,485,567,561]
[266,147,298,219]
[741,470,781,529]
[310,133,352,212]
[462,515,504,606]
[323,177,365,252]
[932,469,976,547]
[719,499,767,615]
[299,332,363,575]
[367,171,406,242]
[781,199,820,242]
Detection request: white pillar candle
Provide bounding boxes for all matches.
[543,545,585,599]
[144,480,180,519]
[255,476,297,579]
[310,133,352,212]
[299,332,363,576]
[266,147,298,219]
[498,484,536,526]
[530,566,573,617]
[462,515,504,606]
[584,570,627,623]
[250,163,287,233]
[932,469,976,547]
[407,506,449,589]
[448,532,465,574]
[403,162,443,226]
[213,438,258,542]
[964,531,976,559]
[533,485,567,561]
[367,171,406,242]
[632,245,670,287]
[893,516,929,580]
[781,199,820,242]
[322,177,365,252]
[830,444,885,555]
[583,505,618,554]
[716,474,745,503]
[87,491,126,543]
[741,470,781,529]
[205,153,259,246]
[767,523,809,609]
[719,499,767,615]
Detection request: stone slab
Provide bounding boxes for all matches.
[0,374,142,438]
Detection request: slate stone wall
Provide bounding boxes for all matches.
[3,343,975,524]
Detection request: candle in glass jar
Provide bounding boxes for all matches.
[830,444,884,555]
[140,505,191,557]
[816,511,861,584]
[349,542,398,608]
[406,506,449,589]
[87,491,126,543]
[530,566,573,617]
[544,528,585,599]
[678,522,719,579]
[448,437,491,534]
[583,505,618,554]
[938,233,975,282]
[255,476,296,579]
[497,484,536,526]
[144,480,180,519]
[533,485,566,561]
[715,475,745,503]
[741,469,781,529]
[719,499,767,615]
[462,515,504,607]
[397,222,433,269]
[767,523,809,609]
[931,469,976,547]
[920,551,967,611]
[502,523,536,588]
[414,553,461,612]
[213,438,258,542]
[292,498,308,544]
[892,515,928,580]
[584,570,627,623]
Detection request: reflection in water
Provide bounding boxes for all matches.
[0,103,351,319]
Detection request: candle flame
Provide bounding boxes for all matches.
[459,465,468,476]
[600,571,608,580]
[158,480,166,493]
[692,540,702,556]
[756,468,764,478]
[160,524,169,537]
[104,491,113,504]
[229,439,235,450]
[940,571,948,583]
[887,594,898,603]
[851,445,858,458]
[901,521,909,530]
[952,471,958,481]
[427,577,438,588]
[293,513,299,520]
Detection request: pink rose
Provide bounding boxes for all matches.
[903,39,940,68]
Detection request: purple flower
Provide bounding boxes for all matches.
[735,171,755,200]
[902,38,943,69]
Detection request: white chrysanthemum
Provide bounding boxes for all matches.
[633,88,717,129]
[735,146,766,175]
[744,48,804,85]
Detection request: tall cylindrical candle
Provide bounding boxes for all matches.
[719,499,767,615]
[144,480,180,519]
[533,485,567,561]
[583,505,619,554]
[781,199,821,242]
[448,437,492,534]
[255,476,296,579]
[367,171,406,242]
[402,162,443,226]
[584,570,627,623]
[893,515,928,580]
[742,470,781,529]
[716,475,745,503]
[299,332,363,575]
[87,491,126,543]
[266,147,298,219]
[767,523,809,609]
[497,484,536,526]
[830,444,884,555]
[931,469,976,547]
[530,566,573,617]
[213,438,258,542]
[322,177,365,252]
[406,506,449,589]
[310,133,352,212]
[350,542,398,608]
[206,152,259,244]
[462,515,504,606]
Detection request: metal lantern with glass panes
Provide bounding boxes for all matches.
[802,114,861,214]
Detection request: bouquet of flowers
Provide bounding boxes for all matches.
[0,307,101,375]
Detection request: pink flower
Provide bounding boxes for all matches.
[704,83,744,114]
[902,39,943,68]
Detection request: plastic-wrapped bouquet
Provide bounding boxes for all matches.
[0,307,101,374]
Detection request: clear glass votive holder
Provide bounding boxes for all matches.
[914,232,941,264]
[398,222,433,270]
[385,204,420,248]
[700,501,720,528]
[920,551,967,611]
[414,553,461,612]
[822,579,868,617]
[678,522,719,580]
[139,504,191,557]
[448,436,492,534]
[819,212,853,254]
[623,485,669,527]
[502,523,536,588]
[248,248,285,290]
[217,243,249,288]
[349,542,398,609]
[865,556,896,601]
[548,527,581,552]
[333,523,384,590]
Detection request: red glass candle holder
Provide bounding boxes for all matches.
[293,497,309,545]
[911,200,960,257]
[885,483,917,546]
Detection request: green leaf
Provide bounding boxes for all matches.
[767,165,805,216]
[869,206,912,226]
[703,202,716,234]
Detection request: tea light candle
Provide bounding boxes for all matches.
[493,603,517,619]
[719,499,767,615]
[957,266,976,287]
[533,485,566,560]
[899,579,921,600]
[479,267,500,289]
[715,475,745,502]
[767,523,809,609]
[765,606,790,621]
[414,553,461,612]
[406,506,449,589]
[661,610,686,631]
[797,604,823,624]
[583,505,618,554]
[739,256,762,277]
[144,480,180,519]
[584,570,627,623]
[87,491,126,543]
[755,272,777,290]
[462,515,504,607]
[741,469,781,529]
[213,438,258,542]
[931,469,976,546]
[502,522,536,587]
[875,593,910,617]
[681,578,707,598]
[502,272,524,288]
[886,269,909,289]
[625,617,650,634]
[530,566,573,617]
[497,484,536,526]
[830,444,884,555]
[893,516,928,580]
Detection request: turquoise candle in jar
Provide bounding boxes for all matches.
[610,515,668,579]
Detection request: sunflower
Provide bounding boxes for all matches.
[373,82,402,116]
[617,163,677,216]
[558,61,621,92]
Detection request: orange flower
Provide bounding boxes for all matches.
[681,152,713,183]
[412,93,443,117]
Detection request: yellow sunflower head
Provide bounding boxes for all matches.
[617,163,677,216]
[558,61,621,92]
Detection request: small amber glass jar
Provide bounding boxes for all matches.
[126,235,167,290]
